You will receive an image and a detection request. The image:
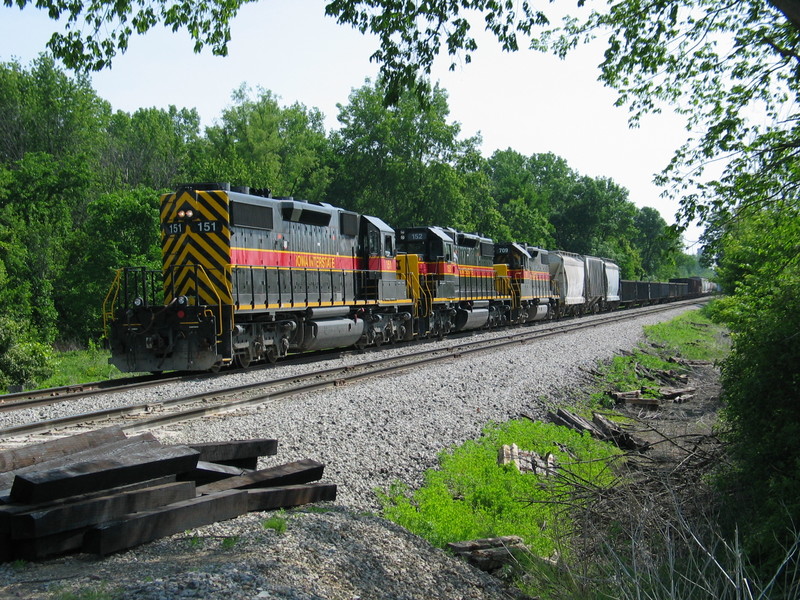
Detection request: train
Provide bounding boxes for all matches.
[103,184,714,373]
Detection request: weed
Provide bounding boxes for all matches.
[644,309,730,362]
[262,512,288,534]
[10,559,27,571]
[53,584,118,600]
[221,535,239,549]
[37,348,137,390]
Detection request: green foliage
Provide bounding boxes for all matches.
[38,346,129,388]
[328,79,483,230]
[590,351,673,408]
[379,419,621,556]
[103,106,200,189]
[57,187,161,341]
[590,309,729,410]
[0,55,109,164]
[327,1,553,104]
[197,86,331,200]
[707,208,800,582]
[220,535,239,549]
[261,513,288,534]
[0,316,53,390]
[644,309,731,362]
[53,586,117,600]
[7,0,253,72]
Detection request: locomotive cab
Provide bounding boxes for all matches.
[359,215,407,302]
[494,243,551,323]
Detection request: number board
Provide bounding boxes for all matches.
[163,221,221,235]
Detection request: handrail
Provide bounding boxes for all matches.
[101,269,123,338]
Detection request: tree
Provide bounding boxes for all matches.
[58,187,162,341]
[0,55,108,164]
[485,150,554,247]
[328,79,481,228]
[0,316,53,390]
[102,105,200,190]
[0,152,94,342]
[632,206,681,280]
[196,86,331,200]
[4,0,253,71]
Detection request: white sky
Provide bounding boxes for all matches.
[0,0,703,247]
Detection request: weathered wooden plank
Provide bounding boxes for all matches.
[188,439,278,465]
[0,427,127,474]
[9,444,199,504]
[591,413,650,452]
[659,386,697,399]
[0,432,158,492]
[82,489,249,556]
[179,460,253,485]
[246,483,337,511]
[0,531,10,562]
[195,459,324,495]
[13,527,88,560]
[548,409,603,438]
[0,475,178,534]
[10,481,197,539]
[447,536,528,573]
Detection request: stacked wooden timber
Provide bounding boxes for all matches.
[0,427,336,561]
[447,536,528,573]
[498,443,558,475]
[608,385,696,407]
[547,408,650,452]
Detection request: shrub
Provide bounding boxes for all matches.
[0,317,53,390]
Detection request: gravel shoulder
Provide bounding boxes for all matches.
[0,304,709,600]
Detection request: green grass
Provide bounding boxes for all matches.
[379,308,734,599]
[589,308,731,408]
[52,585,118,600]
[261,512,288,534]
[643,308,730,362]
[379,419,621,557]
[34,346,135,390]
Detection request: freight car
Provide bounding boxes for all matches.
[104,184,710,373]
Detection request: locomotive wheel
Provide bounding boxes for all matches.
[235,352,252,369]
[265,346,279,364]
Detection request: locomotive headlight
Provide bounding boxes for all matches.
[185,209,193,218]
[133,296,144,308]
[177,295,188,306]
[178,210,185,218]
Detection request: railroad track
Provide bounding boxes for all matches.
[0,299,706,443]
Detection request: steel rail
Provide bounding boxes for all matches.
[0,298,706,441]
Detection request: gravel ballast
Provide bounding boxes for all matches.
[0,304,702,599]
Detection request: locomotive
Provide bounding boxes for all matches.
[103,184,710,373]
